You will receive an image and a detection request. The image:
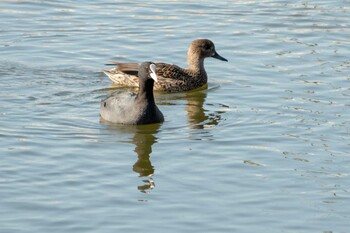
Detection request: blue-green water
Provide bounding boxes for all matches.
[0,1,349,232]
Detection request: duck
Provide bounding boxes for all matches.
[104,39,228,92]
[100,62,164,125]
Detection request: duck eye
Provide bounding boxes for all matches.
[203,44,212,50]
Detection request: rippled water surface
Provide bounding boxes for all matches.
[1,1,349,232]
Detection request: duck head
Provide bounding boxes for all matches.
[188,39,228,62]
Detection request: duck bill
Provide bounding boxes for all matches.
[212,51,228,62]
[149,63,158,82]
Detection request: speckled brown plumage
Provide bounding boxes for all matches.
[104,39,228,92]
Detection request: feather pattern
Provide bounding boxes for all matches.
[103,39,228,92]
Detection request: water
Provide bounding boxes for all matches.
[1,1,349,232]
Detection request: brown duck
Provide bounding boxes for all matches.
[103,39,228,92]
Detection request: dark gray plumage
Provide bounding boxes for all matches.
[100,62,164,125]
[104,39,228,92]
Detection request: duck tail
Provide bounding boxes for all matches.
[103,69,139,87]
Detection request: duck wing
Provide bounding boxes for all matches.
[104,61,197,92]
[105,61,190,81]
[153,63,202,92]
[106,61,140,76]
[103,62,140,87]
[155,63,190,81]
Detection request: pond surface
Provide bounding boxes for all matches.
[0,1,349,232]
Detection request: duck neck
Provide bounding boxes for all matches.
[136,79,155,105]
[187,53,205,74]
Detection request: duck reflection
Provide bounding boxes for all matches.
[184,88,225,129]
[100,119,161,193]
[185,90,207,128]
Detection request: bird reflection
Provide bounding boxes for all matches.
[185,90,208,128]
[131,124,160,193]
[100,119,161,193]
[100,85,227,193]
[184,88,225,129]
